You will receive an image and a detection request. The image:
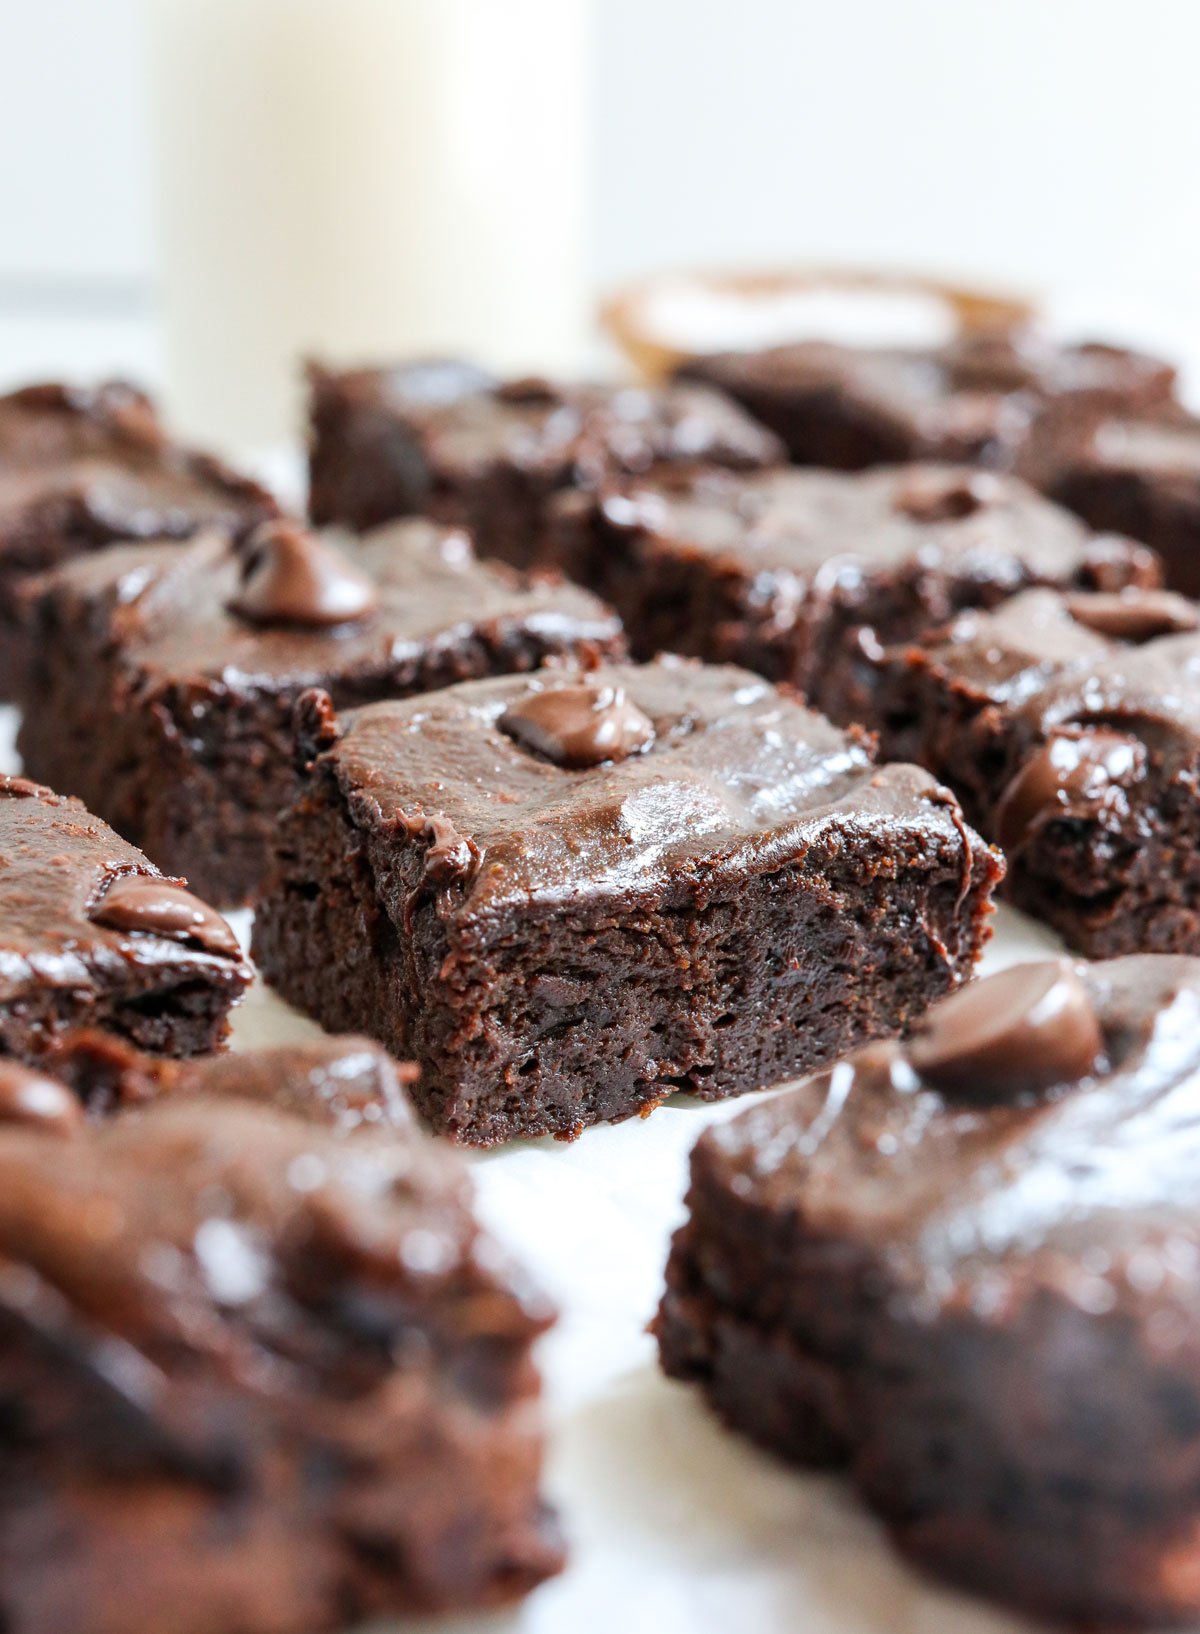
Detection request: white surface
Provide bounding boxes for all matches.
[2,698,1125,1634]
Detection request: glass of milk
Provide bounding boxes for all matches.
[143,0,591,449]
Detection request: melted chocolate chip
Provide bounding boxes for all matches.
[908,960,1102,1102]
[229,521,379,628]
[1064,589,1199,643]
[994,730,1143,853]
[90,877,243,959]
[499,683,656,768]
[893,469,1000,523]
[0,1060,84,1136]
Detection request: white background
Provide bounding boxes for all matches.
[3,0,1200,330]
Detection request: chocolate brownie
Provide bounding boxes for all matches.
[657,953,1200,1627]
[0,775,249,1062]
[253,657,1002,1144]
[854,584,1200,955]
[1044,411,1200,596]
[16,1028,418,1135]
[0,1061,562,1632]
[678,330,1177,473]
[306,358,783,567]
[550,462,1158,720]
[0,381,278,698]
[18,517,625,905]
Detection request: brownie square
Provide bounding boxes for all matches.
[0,1049,562,1633]
[0,774,249,1062]
[678,331,1177,472]
[1044,412,1200,596]
[861,584,1200,954]
[253,657,1002,1145]
[18,517,625,906]
[657,952,1200,1627]
[0,381,278,698]
[6,1028,419,1136]
[306,358,784,567]
[552,463,1159,721]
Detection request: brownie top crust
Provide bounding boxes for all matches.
[597,462,1150,585]
[35,516,624,689]
[10,1029,419,1135]
[310,359,785,481]
[680,332,1176,467]
[306,657,987,913]
[701,953,1200,1316]
[0,1091,552,1423]
[0,776,250,1009]
[0,380,278,565]
[903,585,1200,748]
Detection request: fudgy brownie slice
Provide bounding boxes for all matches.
[306,358,783,566]
[1044,411,1200,596]
[253,657,1002,1144]
[0,1051,562,1633]
[657,954,1200,1627]
[551,462,1158,720]
[4,1028,419,1136]
[18,516,625,905]
[0,381,278,697]
[858,584,1200,955]
[678,330,1177,472]
[0,775,249,1061]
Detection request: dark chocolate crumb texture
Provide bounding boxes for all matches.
[0,1034,562,1634]
[548,461,1158,719]
[855,584,1200,956]
[18,516,625,906]
[657,953,1200,1628]
[0,380,278,698]
[306,358,784,566]
[253,657,1002,1145]
[0,775,249,1062]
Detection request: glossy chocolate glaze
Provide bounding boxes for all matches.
[704,954,1200,1316]
[597,461,1139,589]
[0,776,249,1050]
[31,517,623,691]
[313,657,982,915]
[912,587,1200,781]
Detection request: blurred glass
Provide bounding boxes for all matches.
[143,0,591,449]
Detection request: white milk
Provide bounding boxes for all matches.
[143,0,591,449]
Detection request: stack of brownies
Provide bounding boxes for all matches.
[2,316,1200,1632]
